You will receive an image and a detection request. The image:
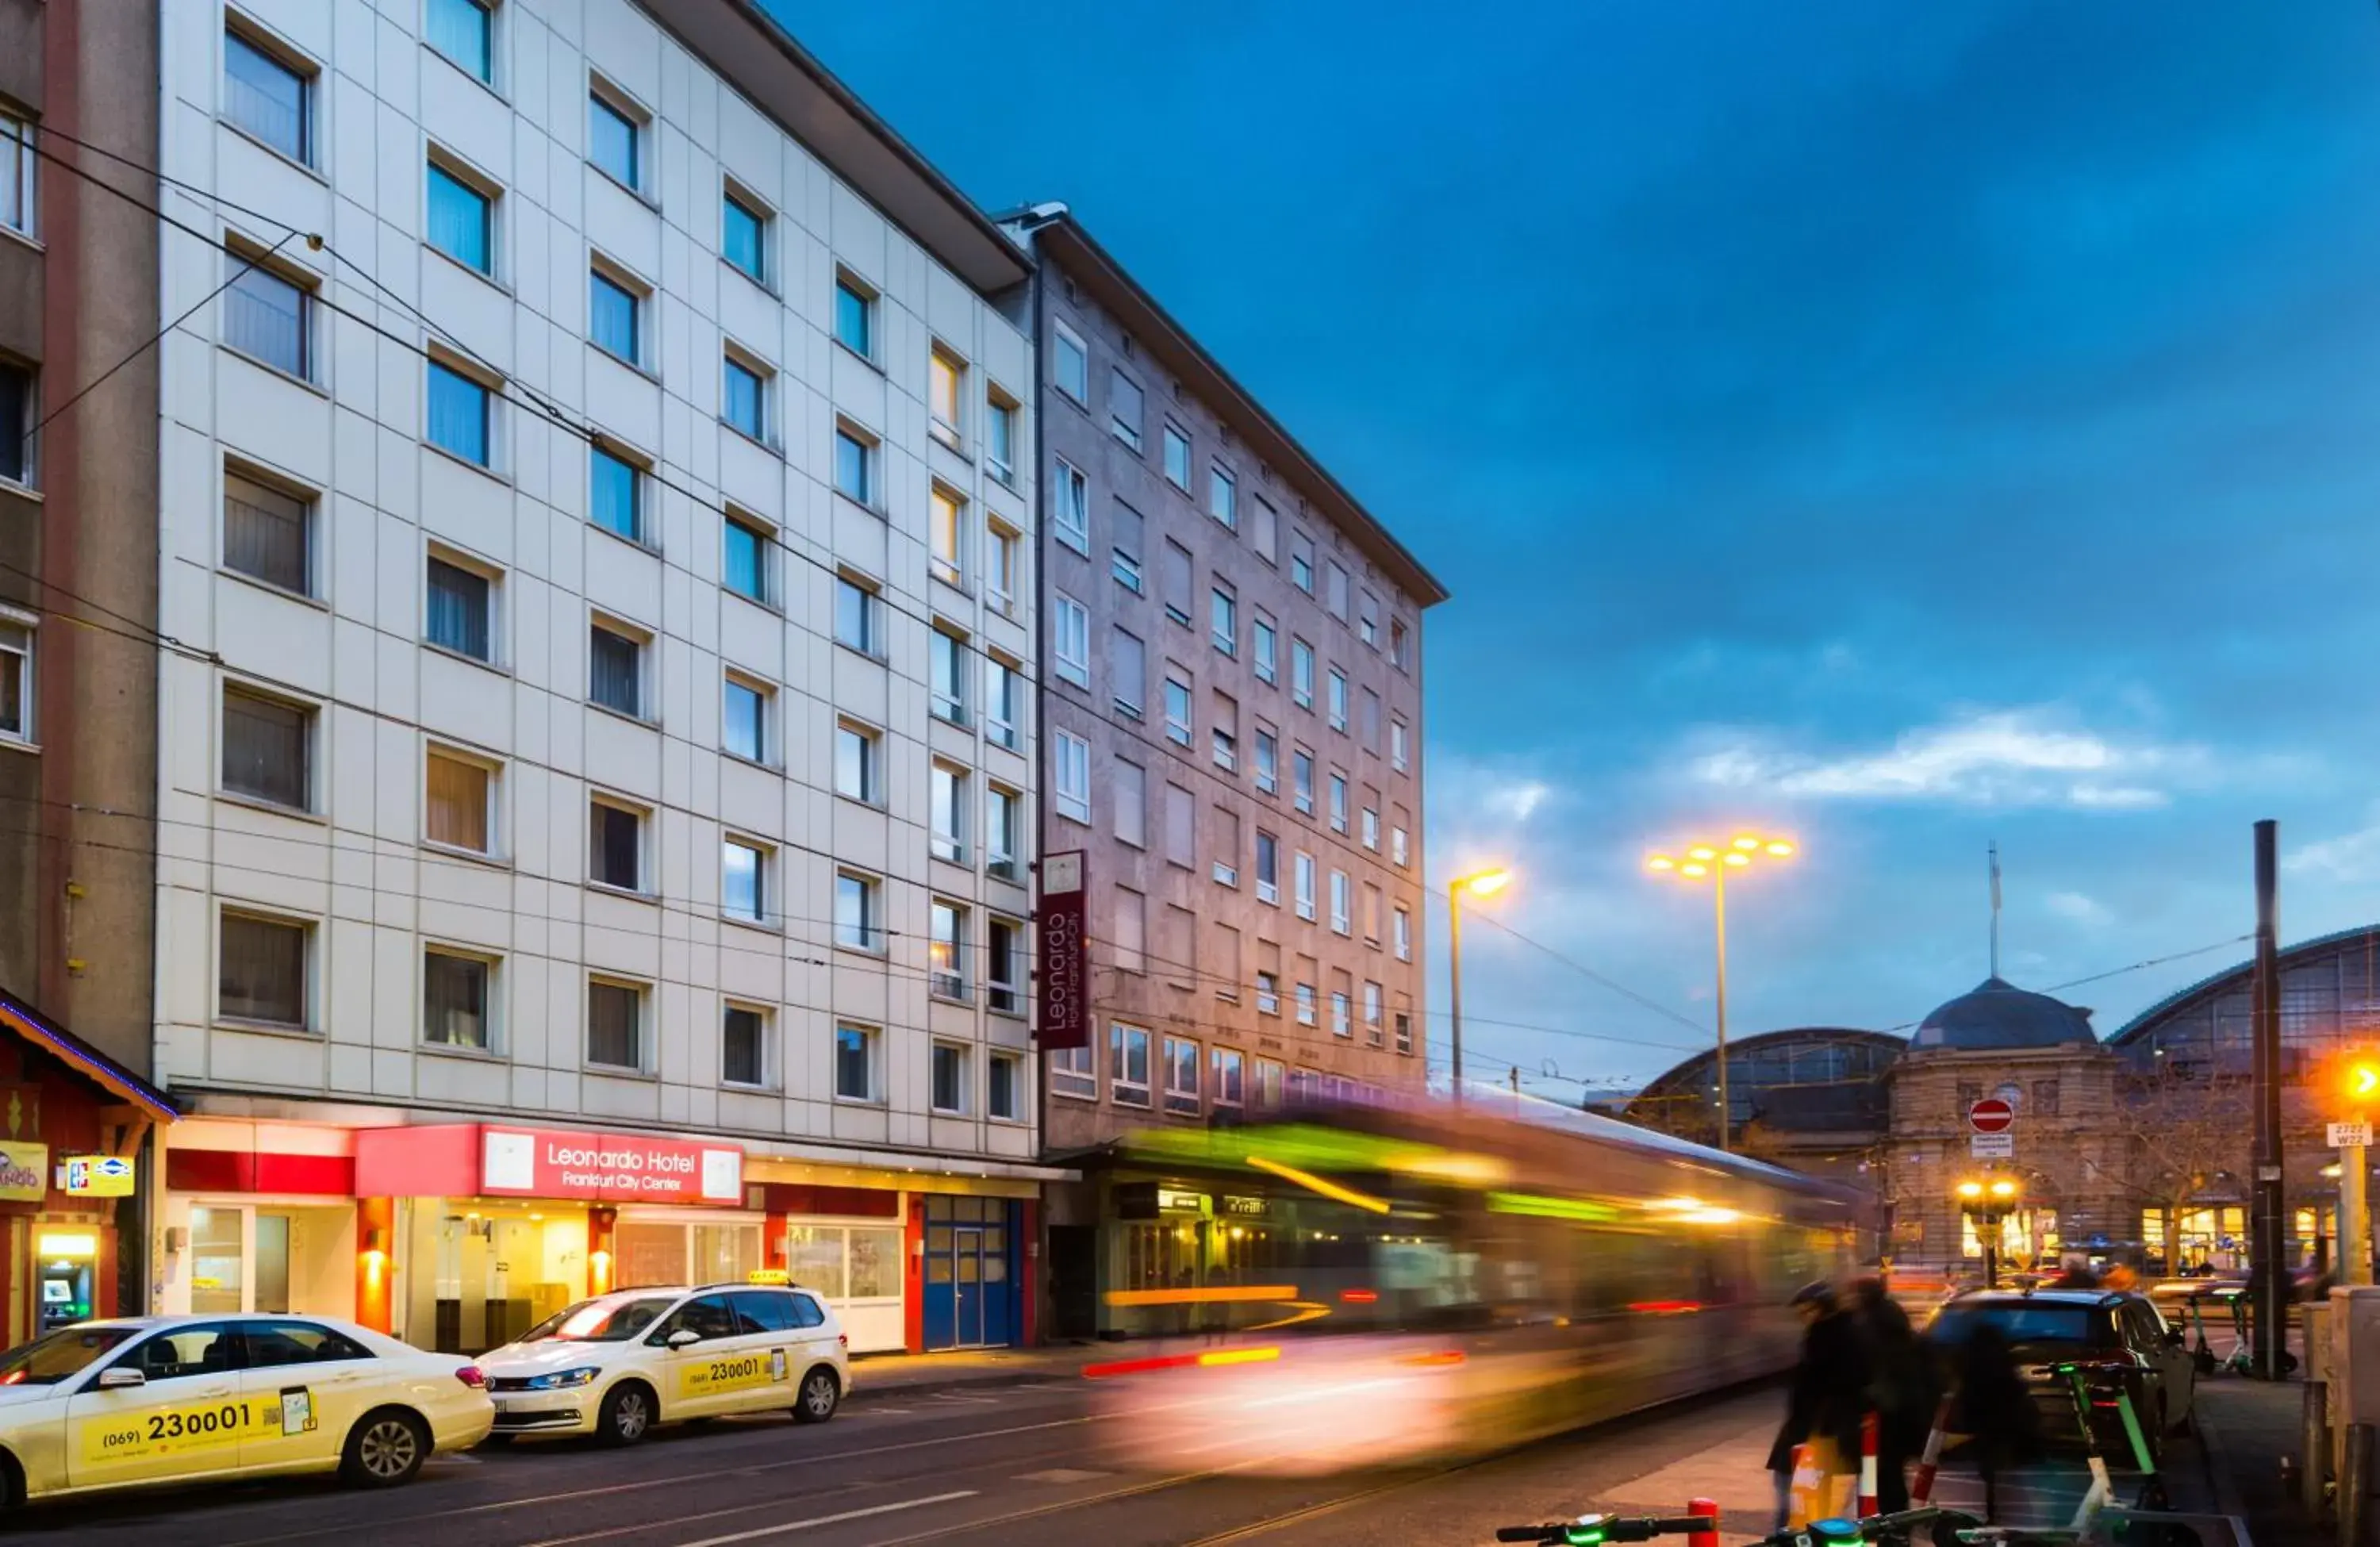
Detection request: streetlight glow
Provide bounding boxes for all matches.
[1767,841,1796,858]
[1458,869,1513,899]
[1686,845,1718,862]
[1679,862,1709,878]
[1647,855,1676,873]
[1732,836,1761,851]
[1723,852,1749,867]
[1956,1181,1984,1200]
[1990,1179,2017,1200]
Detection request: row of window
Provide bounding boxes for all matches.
[1096,884,1411,1035]
[218,908,1024,1115]
[1048,324,1413,670]
[1045,1023,1407,1116]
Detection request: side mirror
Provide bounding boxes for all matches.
[2163,1328,2186,1349]
[666,1329,701,1349]
[98,1367,146,1390]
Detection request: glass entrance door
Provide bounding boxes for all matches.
[187,1205,294,1314]
[951,1226,984,1347]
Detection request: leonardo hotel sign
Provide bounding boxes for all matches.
[481,1127,743,1206]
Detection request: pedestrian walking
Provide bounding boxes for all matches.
[1768,1280,1871,1530]
[2047,1254,2101,1290]
[1952,1321,2041,1523]
[1852,1276,1936,1513]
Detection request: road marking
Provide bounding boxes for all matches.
[654,1491,977,1547]
[1016,1468,1109,1484]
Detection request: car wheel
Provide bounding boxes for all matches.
[793,1367,840,1424]
[340,1408,431,1488]
[598,1381,657,1446]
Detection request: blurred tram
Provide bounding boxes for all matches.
[1077,1088,1858,1475]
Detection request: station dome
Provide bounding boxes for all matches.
[1909,976,2094,1052]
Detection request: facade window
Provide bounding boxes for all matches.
[1053,593,1090,688]
[834,720,881,803]
[1050,1045,1095,1100]
[989,1052,1022,1119]
[1364,981,1384,1043]
[1054,321,1088,403]
[1163,1037,1201,1116]
[1255,831,1279,904]
[1330,772,1349,833]
[1296,981,1317,1027]
[1291,531,1315,593]
[588,619,643,718]
[424,950,490,1050]
[834,426,873,505]
[1113,759,1146,847]
[2033,1078,2062,1117]
[1110,1023,1152,1107]
[222,469,313,596]
[987,393,1018,484]
[1392,618,1410,668]
[589,268,641,363]
[1292,639,1315,708]
[723,352,767,440]
[835,274,874,358]
[1212,690,1238,772]
[1293,748,1315,814]
[426,554,493,661]
[1295,851,1317,921]
[723,838,767,923]
[589,446,643,543]
[929,347,965,450]
[225,27,312,164]
[586,979,643,1069]
[988,917,1023,1015]
[1395,1012,1414,1055]
[1161,540,1193,626]
[1256,971,1280,1015]
[931,1042,968,1113]
[589,797,643,891]
[0,363,30,486]
[424,747,493,854]
[1361,689,1382,753]
[1360,590,1380,648]
[722,188,768,283]
[986,785,1022,880]
[929,901,967,999]
[931,761,966,863]
[1330,869,1351,935]
[1214,1047,1246,1108]
[1109,370,1144,451]
[988,523,1020,616]
[835,576,883,654]
[0,622,25,743]
[1253,616,1276,685]
[1392,717,1409,772]
[221,912,308,1027]
[835,1023,878,1102]
[224,257,312,379]
[1111,499,1144,592]
[1054,731,1091,823]
[1211,587,1236,655]
[1328,668,1349,731]
[929,486,965,588]
[724,514,772,606]
[1163,424,1191,489]
[1332,989,1352,1038]
[222,685,311,810]
[1362,804,1380,850]
[1256,1057,1285,1110]
[0,112,33,237]
[1054,457,1090,552]
[724,675,768,763]
[426,359,491,466]
[929,629,967,724]
[1393,823,1409,866]
[1395,906,1412,962]
[835,871,884,952]
[1254,727,1279,794]
[1251,494,1278,563]
[1212,808,1240,887]
[427,0,494,83]
[1113,886,1146,973]
[1327,562,1351,620]
[722,1004,768,1087]
[427,161,493,275]
[1164,782,1195,869]
[588,88,641,191]
[1209,464,1236,529]
[1164,670,1193,746]
[985,655,1022,750]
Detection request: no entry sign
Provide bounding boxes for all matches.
[1968,1098,2015,1134]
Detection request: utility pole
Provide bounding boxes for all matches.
[1449,886,1467,1107]
[1713,860,1731,1154]
[2251,820,2288,1380]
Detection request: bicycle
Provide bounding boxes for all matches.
[1494,1506,1983,1547]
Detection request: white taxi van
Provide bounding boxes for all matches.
[475,1284,850,1444]
[0,1314,493,1508]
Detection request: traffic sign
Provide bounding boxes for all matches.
[2329,1122,2374,1149]
[1970,1132,2014,1159]
[1968,1098,2015,1134]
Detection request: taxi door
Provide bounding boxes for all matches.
[65,1322,250,1493]
[656,1294,772,1418]
[716,1291,806,1414]
[236,1320,381,1474]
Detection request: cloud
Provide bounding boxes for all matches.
[1690,708,2205,810]
[2286,820,2380,881]
[2044,890,2112,927]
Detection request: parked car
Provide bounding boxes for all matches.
[1926,1287,2196,1461]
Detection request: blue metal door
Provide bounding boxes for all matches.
[921,1196,1016,1349]
[952,1227,985,1347]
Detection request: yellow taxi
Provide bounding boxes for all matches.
[0,1313,493,1509]
[474,1283,851,1444]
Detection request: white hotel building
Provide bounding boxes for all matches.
[148,0,1053,1353]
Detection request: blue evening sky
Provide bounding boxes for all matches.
[774,2,2380,1096]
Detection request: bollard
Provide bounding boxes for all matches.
[1859,1411,1880,1516]
[2344,1422,2374,1547]
[2309,1381,2332,1518]
[1689,1496,1720,1547]
[1910,1395,1955,1506]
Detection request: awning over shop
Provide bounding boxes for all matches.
[0,985,178,1135]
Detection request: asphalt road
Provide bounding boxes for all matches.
[1,1379,2198,1547]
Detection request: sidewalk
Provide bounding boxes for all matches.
[2192,1378,2325,1547]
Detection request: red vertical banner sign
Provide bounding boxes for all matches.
[1039,850,1089,1050]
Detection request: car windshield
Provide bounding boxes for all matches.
[1933,1303,2097,1352]
[0,1324,141,1386]
[521,1297,679,1343]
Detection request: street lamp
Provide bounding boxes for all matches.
[1956,1175,2021,1288]
[1447,868,1513,1106]
[1645,833,1798,1152]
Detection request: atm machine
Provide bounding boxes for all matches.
[36,1233,96,1330]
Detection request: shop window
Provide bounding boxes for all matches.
[785,1224,904,1302]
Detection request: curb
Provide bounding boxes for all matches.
[848,1368,1084,1400]
[2190,1405,2251,1523]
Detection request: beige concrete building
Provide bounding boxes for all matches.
[1003,207,1445,1337]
